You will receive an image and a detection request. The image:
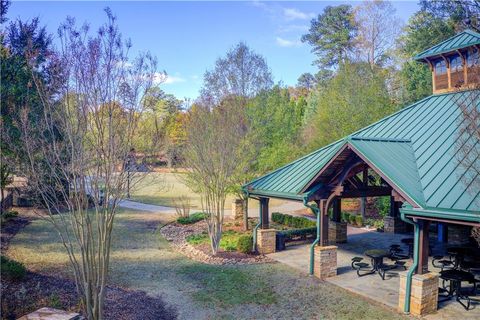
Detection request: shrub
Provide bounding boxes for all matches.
[373,219,384,230]
[349,214,357,225]
[1,255,26,280]
[272,212,284,224]
[237,235,253,254]
[341,212,350,223]
[186,232,209,245]
[375,196,390,217]
[355,215,363,227]
[272,212,315,228]
[177,212,207,225]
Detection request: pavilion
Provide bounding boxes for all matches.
[243,30,480,316]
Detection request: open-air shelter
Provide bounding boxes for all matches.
[243,30,480,316]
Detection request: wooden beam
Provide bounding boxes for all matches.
[417,220,430,275]
[341,186,392,198]
[332,197,341,222]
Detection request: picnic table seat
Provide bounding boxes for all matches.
[351,257,374,277]
[432,255,454,271]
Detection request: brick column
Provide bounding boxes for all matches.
[398,271,439,316]
[384,216,407,233]
[313,245,337,279]
[232,199,244,220]
[257,229,276,254]
[328,221,347,243]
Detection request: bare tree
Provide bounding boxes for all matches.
[172,195,190,218]
[18,9,159,320]
[355,0,402,67]
[182,99,245,255]
[200,42,273,106]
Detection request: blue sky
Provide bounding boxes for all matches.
[8,1,420,99]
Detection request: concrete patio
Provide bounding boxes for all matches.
[268,226,480,319]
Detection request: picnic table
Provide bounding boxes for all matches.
[439,269,476,310]
[364,249,390,272]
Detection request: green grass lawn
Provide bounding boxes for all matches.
[8,209,406,319]
[129,172,286,210]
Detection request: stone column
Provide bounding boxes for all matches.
[232,199,244,220]
[313,245,337,279]
[257,229,276,254]
[328,221,347,244]
[384,199,407,233]
[398,271,439,316]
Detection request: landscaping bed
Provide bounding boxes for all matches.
[1,208,177,320]
[160,218,273,265]
[1,271,176,320]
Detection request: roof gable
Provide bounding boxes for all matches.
[348,137,425,207]
[414,29,480,61]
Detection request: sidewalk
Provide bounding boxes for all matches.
[118,199,306,217]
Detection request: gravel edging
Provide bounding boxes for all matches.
[160,222,274,265]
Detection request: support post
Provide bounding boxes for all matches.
[329,197,347,243]
[256,197,275,254]
[417,220,430,274]
[318,200,329,246]
[260,197,269,229]
[332,197,341,222]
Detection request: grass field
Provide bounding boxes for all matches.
[7,209,406,319]
[129,172,286,210]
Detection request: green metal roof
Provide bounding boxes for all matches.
[245,140,345,200]
[244,89,480,219]
[348,137,425,207]
[414,29,480,61]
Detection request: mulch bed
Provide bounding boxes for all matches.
[1,208,177,320]
[160,220,274,265]
[1,271,176,320]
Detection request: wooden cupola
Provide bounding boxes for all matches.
[414,29,480,94]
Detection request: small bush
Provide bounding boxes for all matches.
[272,212,284,224]
[186,232,209,245]
[348,214,356,225]
[355,215,363,227]
[375,196,390,217]
[373,219,384,230]
[341,212,350,223]
[237,235,253,253]
[272,212,315,228]
[177,212,207,225]
[1,255,26,280]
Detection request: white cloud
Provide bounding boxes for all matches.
[276,37,301,48]
[154,72,186,85]
[164,75,186,84]
[283,8,314,21]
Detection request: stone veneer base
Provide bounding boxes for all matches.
[314,245,337,280]
[398,271,439,316]
[257,228,276,254]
